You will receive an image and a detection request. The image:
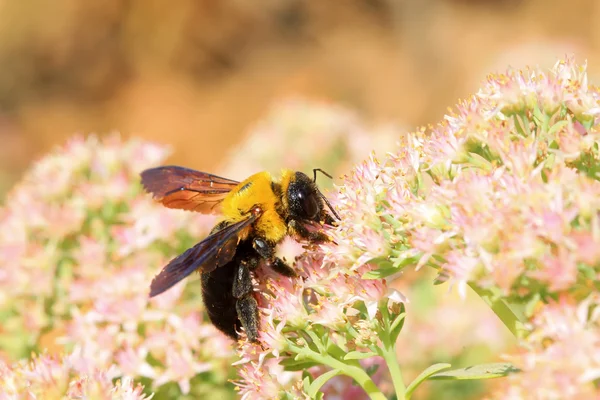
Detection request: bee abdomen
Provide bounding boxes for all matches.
[201,261,240,339]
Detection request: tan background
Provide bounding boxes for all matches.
[0,0,598,194]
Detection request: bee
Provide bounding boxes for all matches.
[141,166,339,342]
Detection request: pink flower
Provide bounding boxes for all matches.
[236,358,303,400]
[493,296,600,399]
[0,352,151,400]
[234,226,407,395]
[570,230,600,266]
[0,134,233,396]
[232,57,600,397]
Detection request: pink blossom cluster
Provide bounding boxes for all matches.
[341,58,600,398]
[490,295,600,399]
[0,352,150,400]
[0,135,235,397]
[234,252,404,399]
[325,57,600,300]
[233,57,600,399]
[409,58,600,298]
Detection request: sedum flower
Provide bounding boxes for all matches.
[234,246,406,398]
[0,352,151,400]
[232,56,600,399]
[0,134,234,398]
[491,295,600,399]
[398,57,600,301]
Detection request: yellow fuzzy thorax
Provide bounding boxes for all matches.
[220,170,294,243]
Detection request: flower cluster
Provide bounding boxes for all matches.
[0,352,150,400]
[491,295,600,399]
[0,135,235,398]
[233,57,600,399]
[234,255,404,400]
[310,58,600,305]
[406,59,600,301]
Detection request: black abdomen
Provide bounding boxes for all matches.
[201,239,256,340]
[201,260,239,339]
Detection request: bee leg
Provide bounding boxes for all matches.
[252,238,297,277]
[264,257,296,277]
[236,296,259,343]
[288,219,331,244]
[232,261,259,342]
[242,254,260,271]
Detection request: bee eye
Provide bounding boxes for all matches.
[289,188,319,220]
[288,172,322,221]
[300,192,319,220]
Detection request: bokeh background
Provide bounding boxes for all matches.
[1,0,600,196]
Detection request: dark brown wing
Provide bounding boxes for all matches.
[149,210,261,297]
[140,166,239,213]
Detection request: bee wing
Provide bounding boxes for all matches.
[140,166,239,213]
[149,212,260,297]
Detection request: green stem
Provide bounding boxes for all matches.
[380,344,405,399]
[288,344,387,400]
[379,308,406,399]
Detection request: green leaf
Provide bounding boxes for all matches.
[325,342,348,361]
[578,263,596,280]
[405,363,452,399]
[466,152,493,170]
[369,256,395,268]
[303,375,312,394]
[381,214,404,230]
[389,309,406,343]
[469,283,527,338]
[280,358,320,371]
[365,363,380,377]
[362,267,399,280]
[578,115,595,131]
[524,292,542,318]
[513,112,531,137]
[532,104,547,130]
[302,370,313,381]
[343,351,378,360]
[307,369,341,397]
[429,362,519,380]
[305,329,327,354]
[393,254,422,269]
[280,391,299,400]
[547,120,569,136]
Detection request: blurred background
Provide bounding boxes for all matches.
[1,0,599,196]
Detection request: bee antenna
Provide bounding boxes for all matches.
[313,168,333,183]
[312,168,340,221]
[320,192,341,220]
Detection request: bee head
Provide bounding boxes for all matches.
[286,171,324,222]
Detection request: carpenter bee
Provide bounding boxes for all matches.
[141,166,338,342]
